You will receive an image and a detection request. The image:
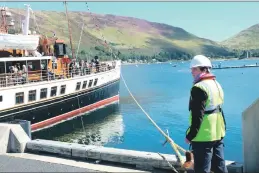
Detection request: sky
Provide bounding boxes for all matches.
[0,1,259,42]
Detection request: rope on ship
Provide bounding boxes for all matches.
[62,2,88,138]
[75,23,85,60]
[29,7,41,34]
[85,2,119,59]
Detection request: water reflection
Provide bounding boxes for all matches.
[32,103,124,146]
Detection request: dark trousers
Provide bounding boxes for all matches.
[191,139,228,173]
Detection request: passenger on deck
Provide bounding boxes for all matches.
[69,59,76,78]
[13,65,18,73]
[185,55,228,173]
[90,58,95,73]
[47,67,54,80]
[94,56,100,72]
[84,61,90,74]
[80,60,85,76]
[21,65,27,83]
[75,62,80,75]
[12,65,19,85]
[17,70,24,84]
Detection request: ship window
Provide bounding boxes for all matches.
[76,82,81,91]
[0,95,2,102]
[40,88,47,99]
[52,62,58,69]
[0,62,5,73]
[82,81,87,89]
[27,61,36,71]
[15,92,24,104]
[93,78,98,86]
[88,79,93,88]
[60,85,66,94]
[54,43,66,56]
[41,60,47,70]
[28,90,36,102]
[51,86,57,97]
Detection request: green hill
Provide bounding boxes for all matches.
[9,8,233,61]
[221,24,259,50]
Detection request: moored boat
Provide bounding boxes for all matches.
[0,4,121,132]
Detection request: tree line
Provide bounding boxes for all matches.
[65,45,259,62]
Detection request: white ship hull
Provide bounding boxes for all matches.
[0,60,121,132]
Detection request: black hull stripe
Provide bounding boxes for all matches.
[0,80,120,124]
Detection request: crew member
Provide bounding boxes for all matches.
[185,55,228,173]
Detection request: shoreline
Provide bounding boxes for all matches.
[121,57,259,65]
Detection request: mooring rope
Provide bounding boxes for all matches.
[73,3,188,168]
[120,74,186,166]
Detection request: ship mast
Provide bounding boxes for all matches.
[64,1,75,59]
[23,4,30,35]
[0,7,9,33]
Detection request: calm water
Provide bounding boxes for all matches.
[33,59,259,162]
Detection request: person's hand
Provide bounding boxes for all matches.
[185,138,190,144]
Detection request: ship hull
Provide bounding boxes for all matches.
[0,79,120,131]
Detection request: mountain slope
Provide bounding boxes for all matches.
[221,24,259,50]
[9,8,232,59]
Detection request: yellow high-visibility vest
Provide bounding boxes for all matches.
[187,79,226,142]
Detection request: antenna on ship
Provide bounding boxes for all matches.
[64,1,75,59]
[75,22,84,60]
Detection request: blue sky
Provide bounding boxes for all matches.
[1,2,259,42]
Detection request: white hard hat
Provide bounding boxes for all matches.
[190,55,212,68]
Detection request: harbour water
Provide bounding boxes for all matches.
[33,58,259,163]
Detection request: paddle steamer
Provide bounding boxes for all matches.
[0,4,121,132]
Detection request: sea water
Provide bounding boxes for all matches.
[33,59,259,162]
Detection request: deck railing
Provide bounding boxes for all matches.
[0,61,117,88]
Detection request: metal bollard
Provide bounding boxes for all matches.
[9,119,31,139]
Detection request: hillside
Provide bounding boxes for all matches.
[221,24,259,50]
[9,8,233,61]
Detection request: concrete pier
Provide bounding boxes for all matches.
[0,122,30,153]
[26,139,181,170]
[26,139,242,172]
[0,119,246,172]
[0,153,147,172]
[0,121,243,172]
[242,98,259,172]
[0,153,100,172]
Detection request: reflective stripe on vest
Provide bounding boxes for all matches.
[187,79,226,142]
